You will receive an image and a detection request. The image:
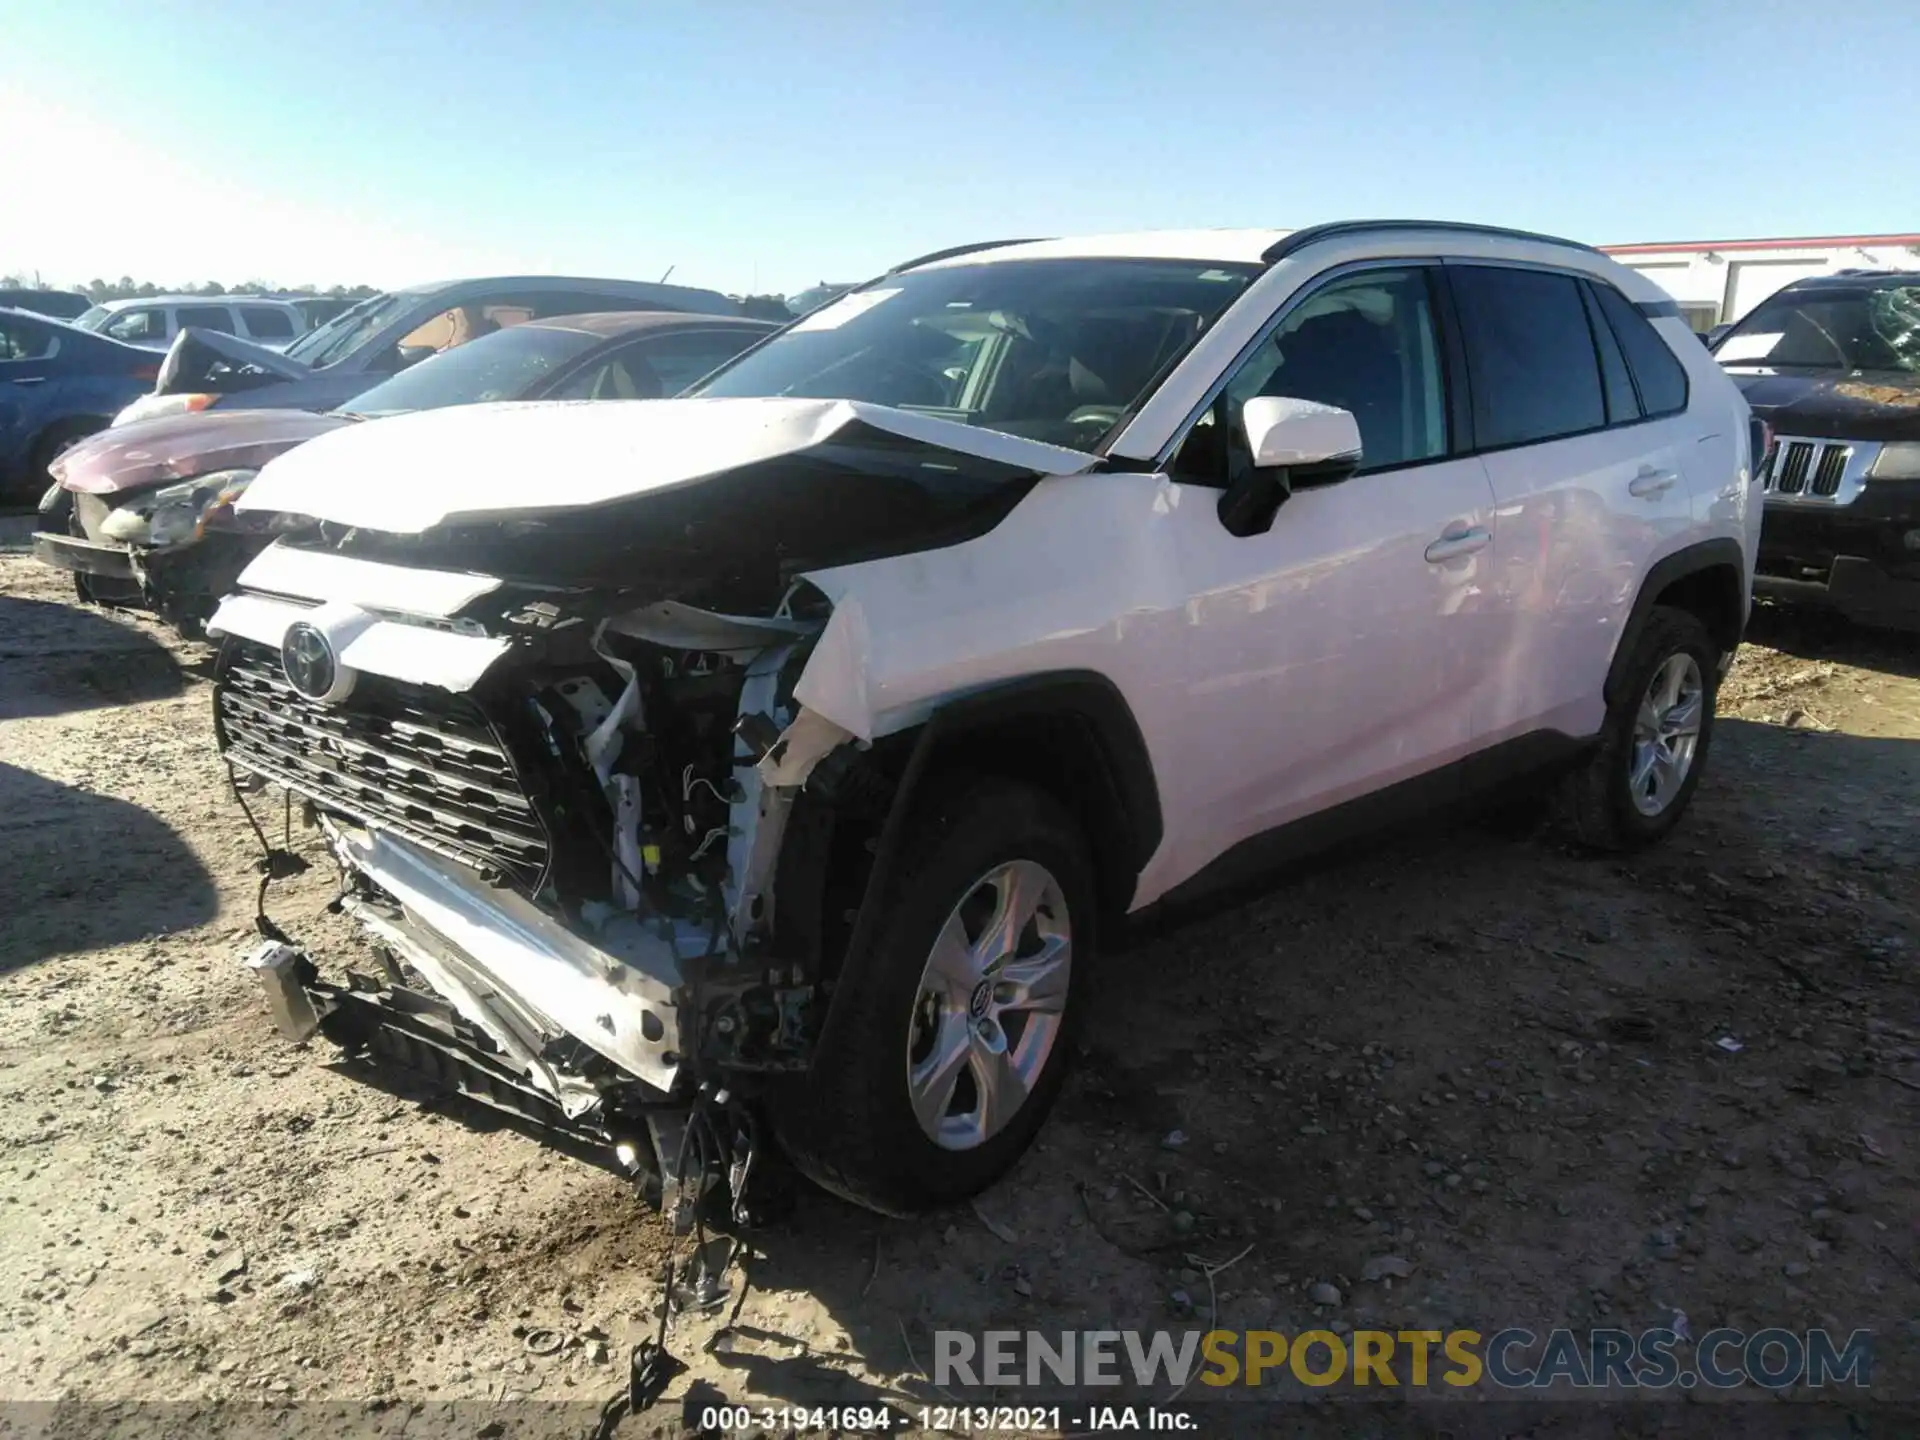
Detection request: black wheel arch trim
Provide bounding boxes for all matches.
[804,670,1162,1071]
[1604,537,1748,707]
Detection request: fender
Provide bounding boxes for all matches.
[806,670,1161,1066]
[1604,537,1748,707]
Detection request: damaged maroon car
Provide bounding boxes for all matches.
[33,311,775,635]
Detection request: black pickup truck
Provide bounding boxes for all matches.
[1711,270,1920,632]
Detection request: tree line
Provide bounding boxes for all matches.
[0,275,380,302]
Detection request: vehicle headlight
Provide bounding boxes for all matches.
[1868,442,1920,481]
[112,392,218,428]
[146,469,259,548]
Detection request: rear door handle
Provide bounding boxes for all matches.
[1424,525,1491,563]
[1628,466,1677,498]
[9,376,46,385]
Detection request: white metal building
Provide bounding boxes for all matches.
[1597,234,1920,333]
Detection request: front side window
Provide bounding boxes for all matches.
[1712,281,1920,373]
[175,306,235,334]
[1172,267,1448,483]
[103,308,167,343]
[553,327,767,400]
[694,257,1260,450]
[240,305,297,340]
[1450,266,1606,449]
[340,322,602,416]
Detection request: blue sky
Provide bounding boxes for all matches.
[2,0,1913,295]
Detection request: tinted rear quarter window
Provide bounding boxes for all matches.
[175,306,236,334]
[1450,266,1605,448]
[240,305,296,339]
[1579,283,1640,425]
[1592,283,1689,417]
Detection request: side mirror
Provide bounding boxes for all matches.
[1218,396,1363,537]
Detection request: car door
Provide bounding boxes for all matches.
[0,313,60,477]
[1448,264,1694,746]
[1155,264,1501,876]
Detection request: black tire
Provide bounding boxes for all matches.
[1556,606,1719,851]
[771,776,1095,1215]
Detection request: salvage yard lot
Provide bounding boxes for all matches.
[1,512,1916,1434]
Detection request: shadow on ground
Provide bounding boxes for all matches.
[0,761,218,972]
[1745,601,1920,682]
[0,594,184,719]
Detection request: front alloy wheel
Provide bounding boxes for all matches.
[906,859,1072,1151]
[768,777,1094,1214]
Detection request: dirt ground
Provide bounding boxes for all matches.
[1,511,1916,1438]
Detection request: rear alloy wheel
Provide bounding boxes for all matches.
[1558,606,1718,850]
[770,777,1093,1215]
[1627,652,1704,818]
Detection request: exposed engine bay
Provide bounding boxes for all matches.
[213,566,887,1228]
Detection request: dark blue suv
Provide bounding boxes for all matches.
[0,308,159,503]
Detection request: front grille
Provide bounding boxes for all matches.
[216,640,548,886]
[1760,437,1863,504]
[1810,444,1849,497]
[1772,441,1812,495]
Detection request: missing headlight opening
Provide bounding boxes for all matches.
[212,563,891,1232]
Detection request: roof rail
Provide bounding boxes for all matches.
[888,238,1050,274]
[1262,220,1600,265]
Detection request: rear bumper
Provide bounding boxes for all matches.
[32,531,137,580]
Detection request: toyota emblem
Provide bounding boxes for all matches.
[281,621,342,701]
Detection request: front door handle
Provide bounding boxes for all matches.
[9,376,46,386]
[1424,525,1491,563]
[1628,466,1677,498]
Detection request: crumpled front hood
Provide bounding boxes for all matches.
[235,397,1099,533]
[54,408,354,496]
[1728,367,1920,443]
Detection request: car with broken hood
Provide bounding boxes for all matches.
[112,275,746,426]
[207,223,1758,1220]
[34,312,774,632]
[1710,270,1920,631]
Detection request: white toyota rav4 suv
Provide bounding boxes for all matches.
[207,221,1762,1218]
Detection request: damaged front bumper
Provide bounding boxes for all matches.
[240,817,746,1217]
[33,525,261,632]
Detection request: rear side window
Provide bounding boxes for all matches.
[175,306,235,334]
[240,305,296,339]
[1579,284,1640,425]
[1591,283,1689,417]
[0,317,57,361]
[1449,266,1605,448]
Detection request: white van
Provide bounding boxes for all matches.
[72,296,310,352]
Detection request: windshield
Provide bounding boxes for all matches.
[285,291,407,367]
[74,305,109,330]
[694,257,1261,449]
[339,322,602,416]
[1715,281,1920,373]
